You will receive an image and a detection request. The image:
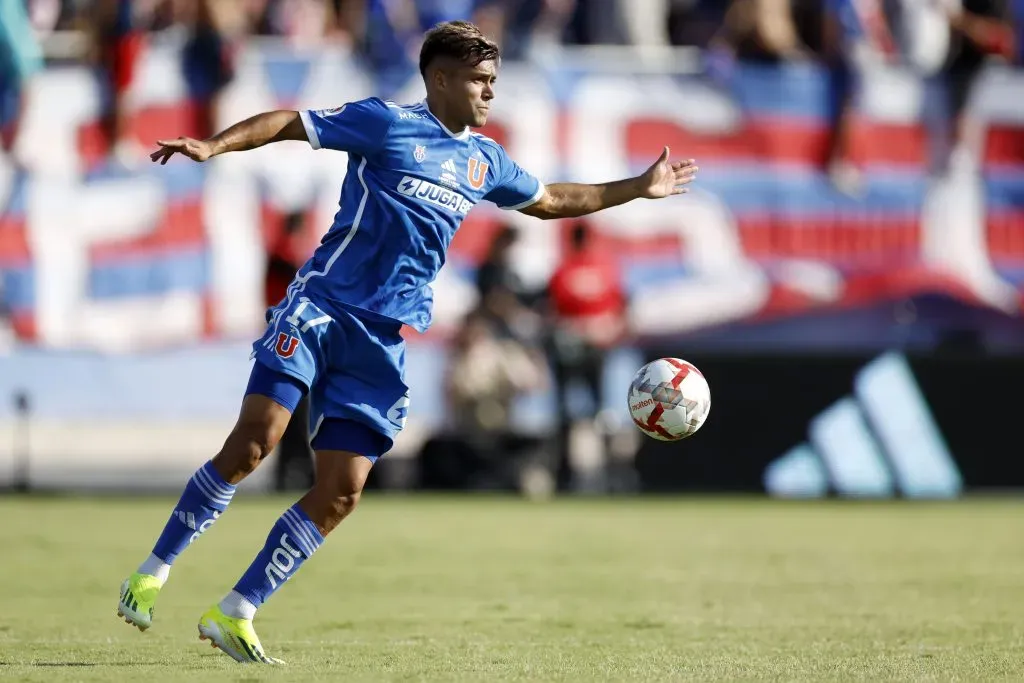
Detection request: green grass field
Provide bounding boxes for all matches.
[0,495,1021,682]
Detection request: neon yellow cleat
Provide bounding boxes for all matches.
[197,606,284,664]
[117,573,163,632]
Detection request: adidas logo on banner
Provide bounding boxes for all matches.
[764,352,962,499]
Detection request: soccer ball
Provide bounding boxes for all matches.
[628,357,711,441]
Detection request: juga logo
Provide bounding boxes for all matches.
[396,176,473,215]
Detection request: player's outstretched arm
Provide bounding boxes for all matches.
[149,110,308,165]
[520,147,697,220]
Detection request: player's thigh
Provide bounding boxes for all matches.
[312,417,394,470]
[251,294,335,417]
[311,311,409,452]
[234,360,309,449]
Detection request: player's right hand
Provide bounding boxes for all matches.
[150,137,215,165]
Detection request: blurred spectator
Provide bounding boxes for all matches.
[474,223,543,342]
[562,0,628,45]
[0,0,44,159]
[620,0,670,48]
[546,219,627,492]
[325,0,365,45]
[939,0,1016,171]
[361,0,481,94]
[425,307,548,491]
[712,0,810,62]
[182,0,236,140]
[253,0,343,46]
[25,0,65,35]
[668,0,731,49]
[821,0,899,195]
[476,224,524,302]
[446,309,547,442]
[501,0,577,57]
[0,280,12,353]
[92,0,144,164]
[1017,0,1024,63]
[265,211,315,491]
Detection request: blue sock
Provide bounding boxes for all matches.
[229,504,324,612]
[149,461,236,566]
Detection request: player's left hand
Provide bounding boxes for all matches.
[149,137,216,165]
[639,147,698,199]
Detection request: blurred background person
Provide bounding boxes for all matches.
[420,304,548,493]
[181,0,237,141]
[91,0,145,165]
[821,0,899,195]
[711,0,811,63]
[938,0,1016,172]
[0,0,44,162]
[0,278,13,353]
[546,219,627,493]
[360,0,484,95]
[420,223,549,493]
[265,211,316,492]
[475,223,543,343]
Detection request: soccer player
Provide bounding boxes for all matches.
[117,20,698,664]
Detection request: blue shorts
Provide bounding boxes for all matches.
[247,296,409,461]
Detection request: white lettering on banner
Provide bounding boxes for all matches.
[28,172,188,349]
[560,75,771,334]
[14,44,374,349]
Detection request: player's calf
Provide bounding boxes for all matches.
[298,450,373,534]
[214,447,378,630]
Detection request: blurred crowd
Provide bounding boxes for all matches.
[2,0,1019,173]
[3,1,1020,169]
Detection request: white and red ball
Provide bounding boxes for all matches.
[627,358,711,441]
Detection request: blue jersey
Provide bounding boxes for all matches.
[291,98,544,332]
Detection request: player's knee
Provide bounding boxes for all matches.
[314,477,365,534]
[326,489,362,522]
[221,419,284,476]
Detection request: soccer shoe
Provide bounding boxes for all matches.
[117,573,164,632]
[197,606,284,665]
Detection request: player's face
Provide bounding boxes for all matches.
[450,60,497,128]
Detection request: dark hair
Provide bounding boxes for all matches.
[419,21,500,77]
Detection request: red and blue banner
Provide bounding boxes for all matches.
[1,45,1022,350]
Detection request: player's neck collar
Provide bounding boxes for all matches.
[420,99,469,141]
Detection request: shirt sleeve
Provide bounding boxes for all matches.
[299,98,394,155]
[482,145,545,211]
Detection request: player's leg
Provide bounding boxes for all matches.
[117,363,304,631]
[118,292,325,633]
[197,308,403,663]
[198,422,387,664]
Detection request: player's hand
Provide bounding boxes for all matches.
[639,147,698,199]
[150,137,216,165]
